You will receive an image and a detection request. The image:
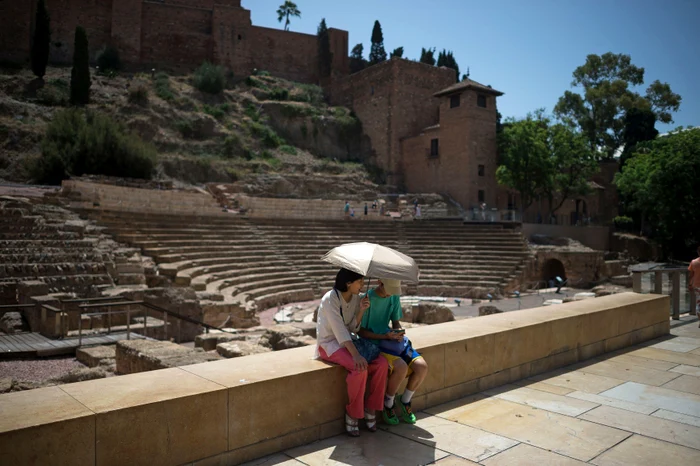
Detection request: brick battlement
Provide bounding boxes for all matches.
[0,0,348,83]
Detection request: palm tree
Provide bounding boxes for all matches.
[277,1,301,31]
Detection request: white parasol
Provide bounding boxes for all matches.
[321,242,420,283]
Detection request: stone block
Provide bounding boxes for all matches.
[415,345,445,396]
[116,340,221,374]
[216,341,271,358]
[61,368,228,466]
[76,345,116,367]
[413,303,455,324]
[0,387,95,466]
[444,333,495,386]
[227,369,345,451]
[195,332,245,351]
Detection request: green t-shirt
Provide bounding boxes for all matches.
[361,288,402,342]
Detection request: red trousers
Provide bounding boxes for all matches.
[319,346,388,419]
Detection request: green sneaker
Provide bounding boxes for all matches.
[398,399,417,424]
[382,403,400,425]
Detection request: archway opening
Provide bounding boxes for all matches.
[542,258,567,286]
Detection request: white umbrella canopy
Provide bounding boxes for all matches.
[321,242,420,283]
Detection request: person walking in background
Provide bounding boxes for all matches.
[364,203,368,216]
[315,269,389,436]
[688,246,700,326]
[344,201,350,219]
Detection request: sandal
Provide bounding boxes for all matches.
[364,410,377,432]
[345,413,360,437]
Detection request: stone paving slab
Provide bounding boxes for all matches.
[651,409,700,428]
[483,384,599,417]
[482,443,588,465]
[599,381,700,417]
[380,413,517,463]
[590,435,700,466]
[580,405,700,450]
[662,374,700,396]
[285,429,449,465]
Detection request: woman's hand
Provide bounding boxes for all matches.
[352,352,368,371]
[360,296,370,311]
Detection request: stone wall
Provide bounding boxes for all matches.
[330,58,456,185]
[0,0,347,81]
[522,224,611,251]
[524,250,606,287]
[61,180,226,217]
[0,293,669,465]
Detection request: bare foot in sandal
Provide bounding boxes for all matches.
[345,413,360,437]
[364,409,377,432]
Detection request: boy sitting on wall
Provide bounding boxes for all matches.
[359,278,428,424]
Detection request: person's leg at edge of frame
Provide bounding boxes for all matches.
[319,347,368,422]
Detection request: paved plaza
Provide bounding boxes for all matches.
[244,314,700,465]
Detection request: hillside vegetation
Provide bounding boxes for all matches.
[0,65,378,195]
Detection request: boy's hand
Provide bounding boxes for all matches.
[387,331,404,341]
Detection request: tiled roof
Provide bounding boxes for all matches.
[434,78,504,97]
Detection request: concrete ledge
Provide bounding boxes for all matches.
[0,293,669,465]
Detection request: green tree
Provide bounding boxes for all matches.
[31,0,51,80]
[496,110,551,214]
[390,47,404,58]
[369,20,387,65]
[349,43,366,74]
[419,47,436,66]
[437,49,459,82]
[615,127,700,258]
[277,1,301,31]
[554,52,681,160]
[619,107,658,168]
[542,123,598,216]
[70,26,90,106]
[317,18,332,78]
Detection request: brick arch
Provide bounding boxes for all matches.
[542,258,567,283]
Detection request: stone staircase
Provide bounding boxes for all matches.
[0,197,133,302]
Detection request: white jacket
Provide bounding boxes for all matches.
[315,289,361,358]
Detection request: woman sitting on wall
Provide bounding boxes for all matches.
[316,268,389,436]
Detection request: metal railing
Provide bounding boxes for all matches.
[74,300,235,347]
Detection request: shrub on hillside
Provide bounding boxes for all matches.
[269,87,289,101]
[291,84,324,106]
[153,72,174,101]
[37,80,69,106]
[128,83,149,106]
[279,145,297,155]
[31,108,156,185]
[193,62,226,94]
[249,121,283,148]
[96,45,121,72]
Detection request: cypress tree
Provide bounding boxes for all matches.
[368,21,387,65]
[70,26,91,106]
[31,0,51,79]
[390,47,404,58]
[419,47,436,66]
[317,19,333,78]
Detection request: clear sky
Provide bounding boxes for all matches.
[244,0,699,133]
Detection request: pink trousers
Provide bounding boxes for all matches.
[319,346,388,419]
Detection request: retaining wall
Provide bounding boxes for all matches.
[0,292,669,465]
